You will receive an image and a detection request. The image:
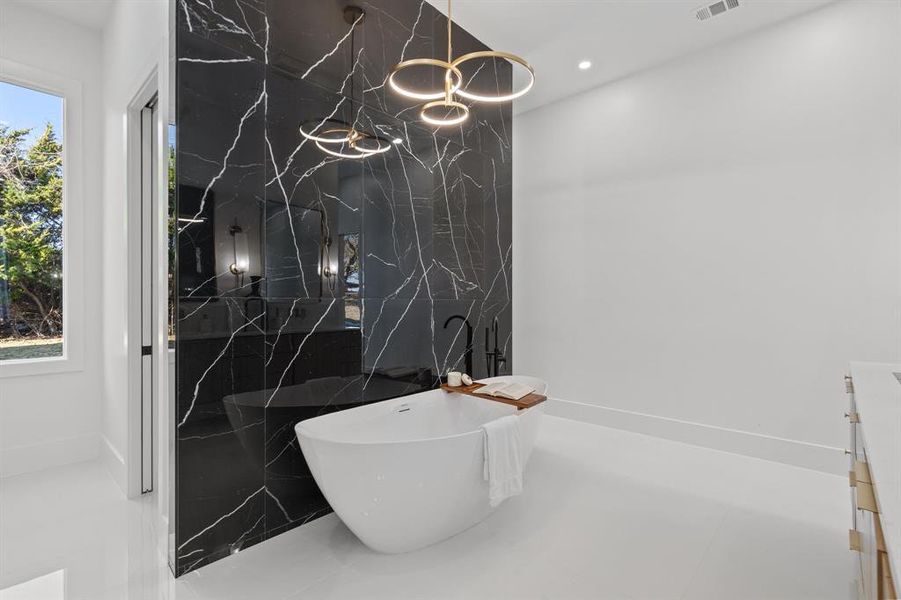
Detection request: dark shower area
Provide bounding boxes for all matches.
[172,0,512,575]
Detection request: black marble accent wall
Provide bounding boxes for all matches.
[173,0,512,576]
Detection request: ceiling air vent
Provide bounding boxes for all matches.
[695,0,740,21]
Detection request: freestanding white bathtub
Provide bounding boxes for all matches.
[295,375,547,553]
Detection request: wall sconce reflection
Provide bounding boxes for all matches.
[321,236,337,292]
[229,221,250,288]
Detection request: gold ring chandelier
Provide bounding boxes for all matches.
[388,0,534,127]
[300,7,395,160]
[300,119,393,159]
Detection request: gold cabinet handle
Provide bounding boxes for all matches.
[845,411,860,423]
[876,516,887,553]
[857,482,878,513]
[850,529,862,552]
[855,461,872,484]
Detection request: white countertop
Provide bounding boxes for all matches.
[850,361,901,585]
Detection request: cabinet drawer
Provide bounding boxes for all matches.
[876,518,896,600]
[856,461,873,485]
[859,509,878,600]
[879,551,896,600]
[857,482,879,513]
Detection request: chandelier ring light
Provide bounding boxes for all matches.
[352,132,393,155]
[299,118,357,145]
[451,50,535,103]
[388,0,533,126]
[388,58,464,101]
[313,127,392,159]
[420,98,470,127]
[315,140,370,159]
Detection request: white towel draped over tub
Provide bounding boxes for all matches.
[481,414,523,507]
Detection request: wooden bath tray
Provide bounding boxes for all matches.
[440,383,547,410]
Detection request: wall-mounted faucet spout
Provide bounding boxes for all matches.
[485,316,507,377]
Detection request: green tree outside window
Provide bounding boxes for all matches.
[0,123,64,353]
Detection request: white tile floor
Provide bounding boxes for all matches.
[0,416,856,600]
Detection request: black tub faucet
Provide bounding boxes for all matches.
[485,316,507,377]
[443,314,473,377]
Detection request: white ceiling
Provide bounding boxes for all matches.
[428,0,837,114]
[7,0,116,31]
[8,0,837,114]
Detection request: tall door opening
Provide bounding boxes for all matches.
[140,97,158,494]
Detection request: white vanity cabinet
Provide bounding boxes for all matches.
[848,363,900,600]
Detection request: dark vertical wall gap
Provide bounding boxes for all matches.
[173,0,512,576]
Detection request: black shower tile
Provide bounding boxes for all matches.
[177,0,268,61]
[176,0,512,577]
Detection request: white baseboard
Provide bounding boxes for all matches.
[101,434,127,494]
[0,433,99,478]
[546,398,846,475]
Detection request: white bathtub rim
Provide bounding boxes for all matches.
[295,396,541,447]
[295,375,547,447]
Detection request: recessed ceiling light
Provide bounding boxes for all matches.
[578,60,592,71]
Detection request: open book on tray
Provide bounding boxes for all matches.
[475,381,535,401]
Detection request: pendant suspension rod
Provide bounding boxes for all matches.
[447,0,452,64]
[350,21,355,126]
[445,0,453,101]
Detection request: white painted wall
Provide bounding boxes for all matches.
[100,0,169,494]
[0,3,104,477]
[514,0,901,472]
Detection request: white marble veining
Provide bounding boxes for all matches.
[174,0,518,568]
[0,416,854,599]
[849,361,901,587]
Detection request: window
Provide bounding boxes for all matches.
[0,59,84,376]
[0,81,65,361]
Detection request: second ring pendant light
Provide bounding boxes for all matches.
[388,0,534,127]
[299,6,392,159]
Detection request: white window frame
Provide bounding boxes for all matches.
[0,59,84,377]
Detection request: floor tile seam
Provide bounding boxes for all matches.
[677,499,736,600]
